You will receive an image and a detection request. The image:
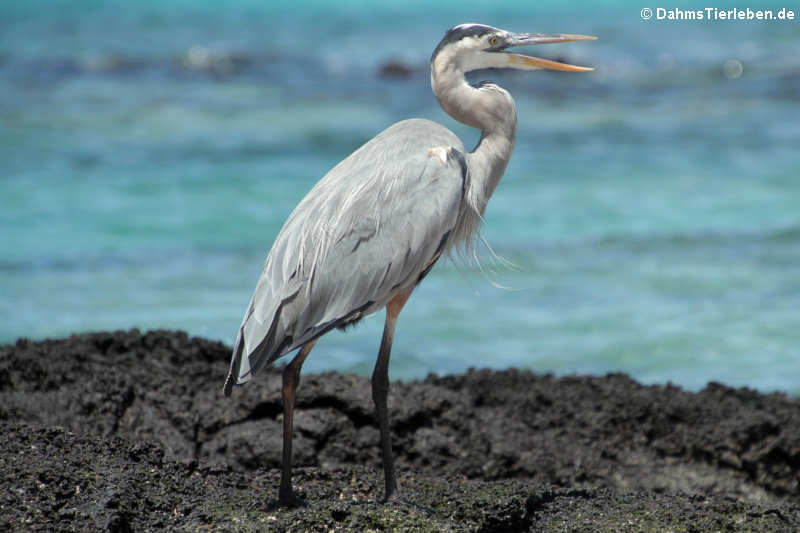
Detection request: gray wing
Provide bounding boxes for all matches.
[224,119,467,393]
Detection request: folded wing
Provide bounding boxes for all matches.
[224,119,468,394]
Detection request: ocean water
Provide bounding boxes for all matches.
[2,1,798,394]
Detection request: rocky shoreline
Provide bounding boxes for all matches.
[1,329,798,531]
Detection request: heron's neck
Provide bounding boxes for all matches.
[432,68,517,216]
[466,125,515,216]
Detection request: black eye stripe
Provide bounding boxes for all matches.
[431,24,506,62]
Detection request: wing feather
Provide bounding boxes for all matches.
[224,119,467,392]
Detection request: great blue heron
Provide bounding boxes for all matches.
[224,23,594,506]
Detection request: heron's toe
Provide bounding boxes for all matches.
[277,489,307,508]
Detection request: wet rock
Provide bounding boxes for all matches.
[1,329,799,531]
[378,60,416,79]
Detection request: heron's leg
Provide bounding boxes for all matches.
[278,339,317,507]
[372,290,411,503]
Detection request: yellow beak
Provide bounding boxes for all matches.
[505,34,596,72]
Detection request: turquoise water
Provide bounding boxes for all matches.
[2,1,799,394]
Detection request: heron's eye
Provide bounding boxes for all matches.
[489,36,498,46]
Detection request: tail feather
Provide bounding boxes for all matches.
[223,326,249,396]
[223,294,297,395]
[222,371,236,396]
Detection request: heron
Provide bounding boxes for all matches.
[223,23,594,506]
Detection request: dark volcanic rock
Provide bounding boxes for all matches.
[1,329,799,531]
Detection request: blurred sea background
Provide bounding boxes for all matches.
[2,0,798,394]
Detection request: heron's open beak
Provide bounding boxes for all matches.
[505,33,595,72]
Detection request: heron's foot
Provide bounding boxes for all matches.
[277,488,307,508]
[427,145,451,165]
[380,489,402,504]
[381,492,435,515]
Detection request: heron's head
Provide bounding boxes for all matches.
[431,23,595,77]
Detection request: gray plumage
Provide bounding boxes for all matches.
[225,120,468,387]
[222,23,594,506]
